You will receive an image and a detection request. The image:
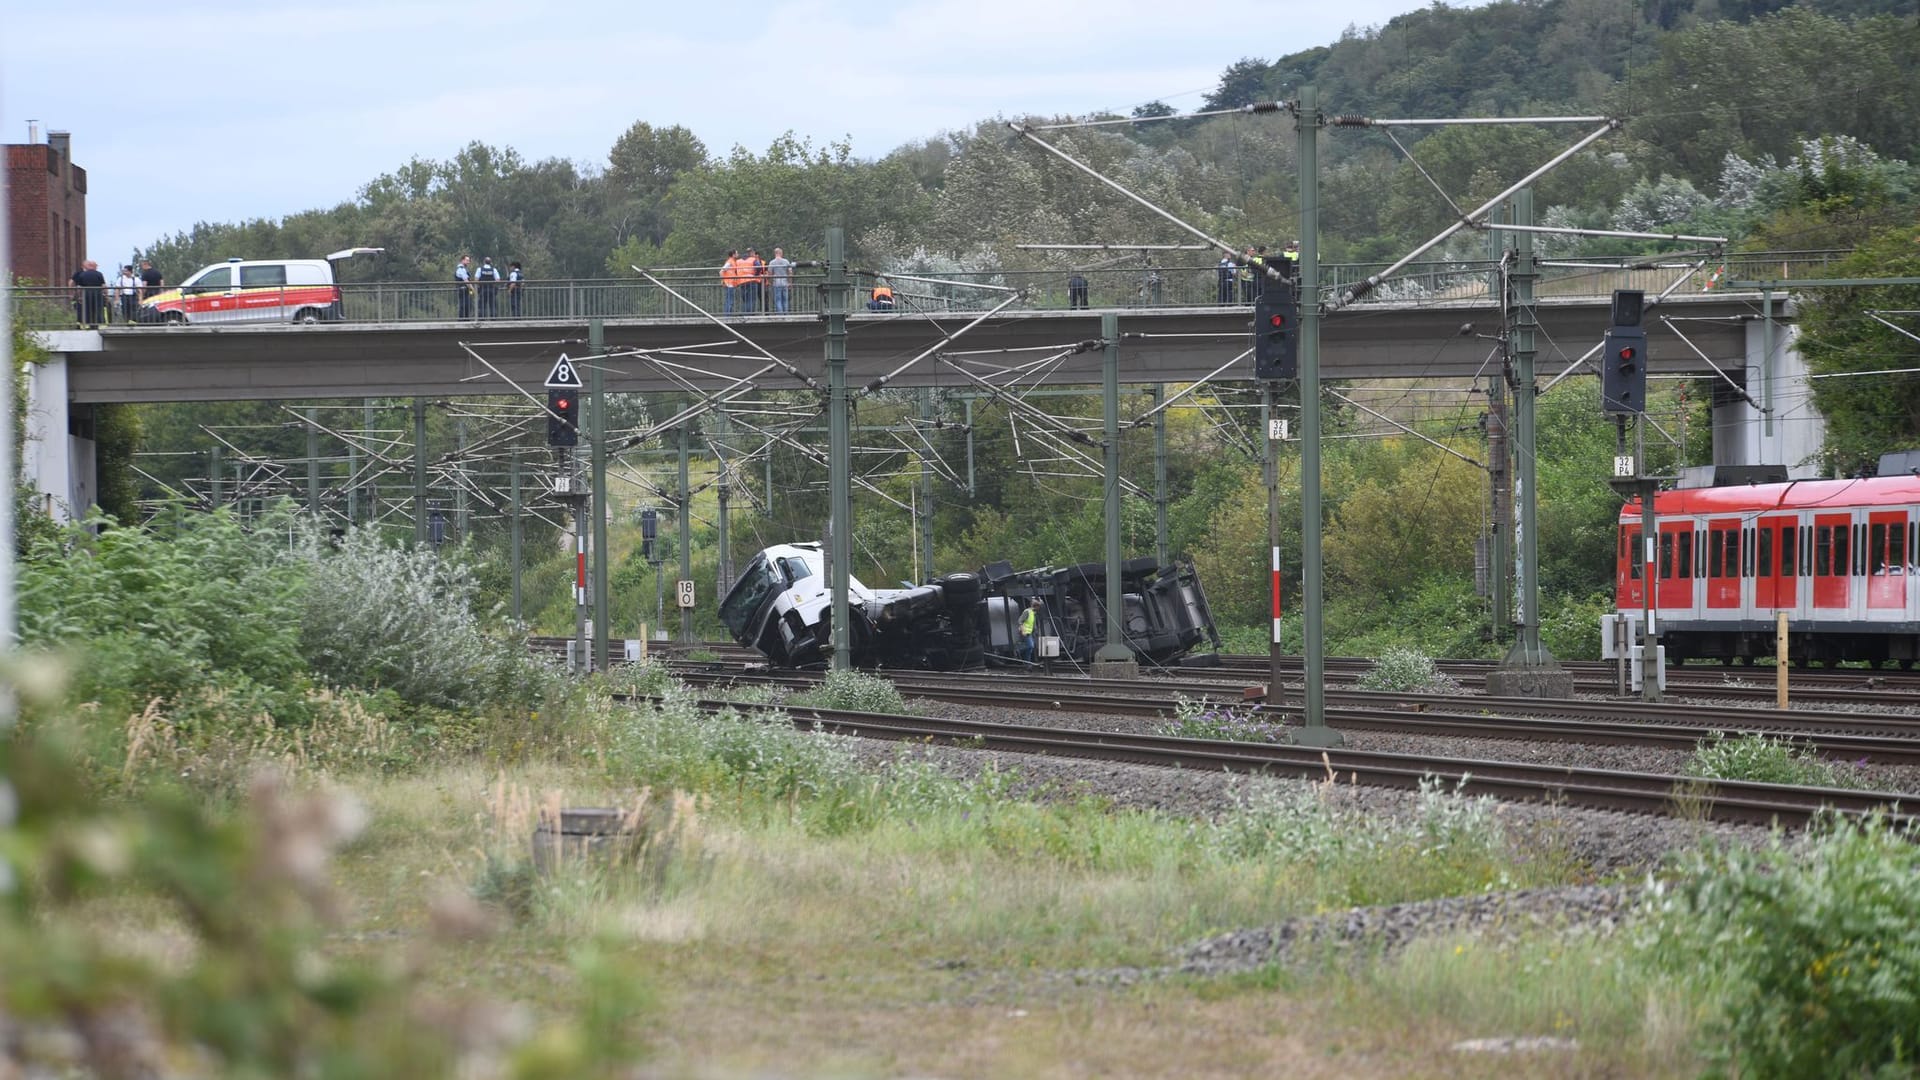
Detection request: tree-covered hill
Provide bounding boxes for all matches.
[136,0,1919,283]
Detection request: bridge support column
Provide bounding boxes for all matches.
[1708,313,1824,476]
[22,353,94,524]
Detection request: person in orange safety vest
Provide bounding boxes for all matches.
[868,278,895,310]
[721,249,742,314]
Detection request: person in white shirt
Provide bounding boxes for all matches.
[114,265,140,323]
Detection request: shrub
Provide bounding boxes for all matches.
[17,504,309,710]
[1683,732,1860,789]
[788,670,920,715]
[1356,647,1463,694]
[1159,695,1287,743]
[299,527,552,711]
[1639,814,1920,1075]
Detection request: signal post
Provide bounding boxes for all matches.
[544,352,588,671]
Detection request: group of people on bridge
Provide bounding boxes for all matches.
[453,255,525,319]
[68,259,163,327]
[1217,241,1299,304]
[720,248,795,314]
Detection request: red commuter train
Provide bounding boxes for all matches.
[1615,475,1920,666]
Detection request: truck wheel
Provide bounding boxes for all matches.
[941,572,980,608]
[294,308,322,324]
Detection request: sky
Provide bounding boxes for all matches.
[5,0,1460,268]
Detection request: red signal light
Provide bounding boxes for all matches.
[554,396,571,410]
[1617,347,1635,361]
[1268,314,1287,328]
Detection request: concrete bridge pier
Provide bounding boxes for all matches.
[23,340,97,524]
[1709,313,1825,477]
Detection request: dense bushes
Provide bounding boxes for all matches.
[1641,815,1920,1075]
[300,526,549,711]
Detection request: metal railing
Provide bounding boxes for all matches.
[10,250,1852,331]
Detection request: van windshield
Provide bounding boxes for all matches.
[186,266,232,293]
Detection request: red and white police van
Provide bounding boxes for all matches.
[139,248,381,325]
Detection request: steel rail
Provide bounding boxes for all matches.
[668,695,1914,829]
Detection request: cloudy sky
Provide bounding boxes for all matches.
[5,0,1460,266]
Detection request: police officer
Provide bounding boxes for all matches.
[475,256,500,318]
[454,255,473,319]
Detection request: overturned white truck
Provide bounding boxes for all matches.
[717,542,1222,670]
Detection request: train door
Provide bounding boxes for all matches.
[1705,519,1741,609]
[1755,515,1797,611]
[1657,521,1694,610]
[1867,510,1906,611]
[1812,513,1852,611]
[1619,525,1643,608]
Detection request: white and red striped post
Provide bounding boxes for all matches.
[1271,545,1283,645]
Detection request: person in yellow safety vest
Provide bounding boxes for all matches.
[1019,598,1042,662]
[1238,247,1264,304]
[1282,239,1301,283]
[721,249,741,314]
[868,278,895,310]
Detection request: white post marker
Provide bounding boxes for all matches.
[677,580,696,609]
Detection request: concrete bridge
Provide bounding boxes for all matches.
[23,288,1813,520]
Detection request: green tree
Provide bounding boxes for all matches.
[1795,224,1920,473]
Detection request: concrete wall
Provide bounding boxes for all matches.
[22,353,97,523]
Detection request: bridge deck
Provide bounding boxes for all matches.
[41,293,1766,404]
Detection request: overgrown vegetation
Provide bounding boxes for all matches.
[787,669,922,716]
[1639,814,1920,1076]
[1356,647,1463,694]
[1682,731,1862,789]
[1159,695,1287,743]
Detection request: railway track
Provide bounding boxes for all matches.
[526,636,1920,710]
[670,667,1920,766]
[667,694,1915,830]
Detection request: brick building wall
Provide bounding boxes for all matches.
[6,131,87,287]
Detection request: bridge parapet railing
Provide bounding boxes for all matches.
[9,250,1852,330]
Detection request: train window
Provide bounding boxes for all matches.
[1838,525,1851,577]
[1817,526,1832,577]
[1629,531,1642,579]
[1871,523,1888,576]
[1745,528,1755,576]
[1708,532,1723,578]
[1659,532,1673,579]
[1758,528,1772,577]
[1802,526,1812,576]
[1677,529,1692,579]
[1725,530,1740,577]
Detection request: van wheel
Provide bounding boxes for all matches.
[163,311,186,325]
[294,308,321,324]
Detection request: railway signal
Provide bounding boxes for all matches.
[1601,289,1647,415]
[546,388,578,446]
[1253,286,1298,381]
